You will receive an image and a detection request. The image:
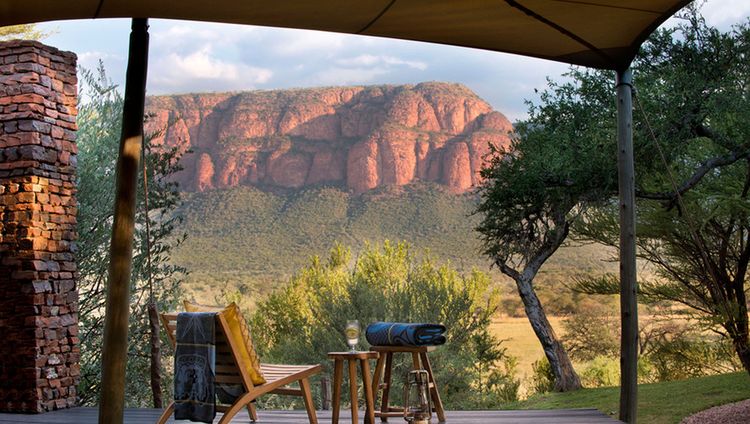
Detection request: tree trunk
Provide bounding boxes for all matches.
[733,334,750,375]
[515,276,582,391]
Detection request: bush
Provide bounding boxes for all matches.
[530,358,556,394]
[561,297,619,361]
[250,241,519,409]
[646,335,740,381]
[581,356,620,388]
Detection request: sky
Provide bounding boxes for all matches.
[38,0,750,122]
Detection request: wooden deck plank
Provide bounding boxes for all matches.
[0,407,621,423]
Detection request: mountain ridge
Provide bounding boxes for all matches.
[145,82,513,194]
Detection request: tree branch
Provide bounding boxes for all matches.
[637,145,750,201]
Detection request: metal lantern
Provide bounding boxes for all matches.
[403,369,432,424]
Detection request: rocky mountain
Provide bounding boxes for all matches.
[145,82,512,194]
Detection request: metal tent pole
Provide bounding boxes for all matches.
[616,68,638,424]
[99,18,150,424]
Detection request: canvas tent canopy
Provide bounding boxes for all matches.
[0,1,694,423]
[3,0,690,70]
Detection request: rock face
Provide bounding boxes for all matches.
[145,82,512,194]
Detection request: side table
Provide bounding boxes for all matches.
[328,351,379,424]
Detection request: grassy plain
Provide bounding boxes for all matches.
[510,372,750,424]
[490,316,569,384]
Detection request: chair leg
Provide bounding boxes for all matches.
[156,401,174,424]
[246,402,259,422]
[300,377,319,424]
[218,392,256,424]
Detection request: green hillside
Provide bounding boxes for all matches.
[173,183,618,304]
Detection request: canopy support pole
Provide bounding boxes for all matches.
[616,68,638,424]
[98,18,150,424]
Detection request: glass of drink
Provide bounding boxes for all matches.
[345,320,360,353]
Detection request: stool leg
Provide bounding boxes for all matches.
[411,352,421,370]
[380,352,393,422]
[372,353,385,410]
[420,352,446,423]
[348,359,359,424]
[361,358,376,424]
[332,359,343,424]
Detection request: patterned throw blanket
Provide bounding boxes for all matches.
[174,312,217,423]
[366,322,447,346]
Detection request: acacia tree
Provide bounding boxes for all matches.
[573,9,750,375]
[475,73,618,391]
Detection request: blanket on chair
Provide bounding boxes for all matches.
[366,322,447,346]
[174,312,217,423]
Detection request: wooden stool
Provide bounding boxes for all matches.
[370,345,446,423]
[328,351,379,424]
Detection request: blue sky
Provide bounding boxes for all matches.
[39,0,750,121]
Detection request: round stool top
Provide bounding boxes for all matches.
[327,351,379,360]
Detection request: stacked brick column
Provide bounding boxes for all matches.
[0,40,79,413]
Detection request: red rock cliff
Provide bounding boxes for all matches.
[145,82,512,194]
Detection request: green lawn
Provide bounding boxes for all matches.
[509,372,750,424]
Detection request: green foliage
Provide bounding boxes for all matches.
[0,24,49,41]
[250,241,519,409]
[561,292,740,383]
[561,298,620,362]
[646,336,740,382]
[174,183,496,298]
[76,64,186,406]
[475,63,617,269]
[579,356,620,388]
[530,358,555,395]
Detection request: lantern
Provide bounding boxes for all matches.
[403,369,432,424]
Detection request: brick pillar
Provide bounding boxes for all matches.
[0,40,79,413]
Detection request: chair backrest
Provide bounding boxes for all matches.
[160,312,255,393]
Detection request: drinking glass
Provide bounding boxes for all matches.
[345,320,360,352]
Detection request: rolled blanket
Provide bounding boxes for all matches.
[366,322,447,346]
[174,312,217,423]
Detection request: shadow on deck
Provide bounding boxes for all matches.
[0,407,621,423]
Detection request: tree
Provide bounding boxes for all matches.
[475,67,618,391]
[480,3,750,377]
[0,24,49,41]
[76,64,187,406]
[572,7,750,376]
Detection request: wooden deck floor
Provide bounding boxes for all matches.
[0,407,621,423]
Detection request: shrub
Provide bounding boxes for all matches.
[250,241,519,408]
[530,358,556,394]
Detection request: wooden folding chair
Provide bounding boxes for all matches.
[157,312,322,424]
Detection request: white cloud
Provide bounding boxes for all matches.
[702,0,750,28]
[148,46,272,93]
[76,51,127,77]
[270,30,347,56]
[336,54,427,70]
